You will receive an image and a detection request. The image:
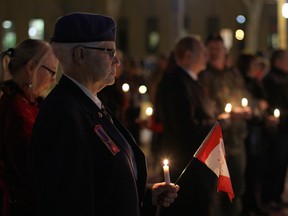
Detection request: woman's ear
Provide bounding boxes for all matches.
[25,60,38,88]
[73,46,85,65]
[26,59,38,77]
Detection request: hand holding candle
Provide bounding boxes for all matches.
[266,108,280,128]
[163,159,171,185]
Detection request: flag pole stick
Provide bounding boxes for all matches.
[174,157,195,185]
[174,121,219,185]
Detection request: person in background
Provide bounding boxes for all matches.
[199,33,252,216]
[261,49,288,213]
[27,12,179,216]
[236,53,268,215]
[0,39,58,216]
[149,54,168,106]
[156,35,226,216]
[119,56,147,145]
[147,53,168,175]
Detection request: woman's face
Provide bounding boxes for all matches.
[34,51,58,97]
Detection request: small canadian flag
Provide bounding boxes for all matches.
[194,121,235,202]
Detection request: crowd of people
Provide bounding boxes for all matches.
[0,12,179,216]
[148,35,288,216]
[0,11,288,216]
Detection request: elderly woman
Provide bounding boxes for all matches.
[0,39,58,216]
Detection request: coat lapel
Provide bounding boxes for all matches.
[58,76,146,183]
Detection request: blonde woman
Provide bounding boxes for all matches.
[0,39,58,216]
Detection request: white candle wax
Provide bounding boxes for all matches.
[163,159,171,185]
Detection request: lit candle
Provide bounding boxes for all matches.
[241,98,248,108]
[274,109,280,118]
[139,85,147,94]
[163,159,171,185]
[145,107,153,117]
[225,103,232,113]
[122,83,130,92]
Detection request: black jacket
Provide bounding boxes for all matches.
[27,75,147,216]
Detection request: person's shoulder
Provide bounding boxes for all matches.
[8,92,32,112]
[229,66,243,77]
[199,68,214,81]
[263,69,278,82]
[0,93,27,117]
[159,70,181,87]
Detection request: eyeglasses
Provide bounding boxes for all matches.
[41,65,57,78]
[82,46,117,58]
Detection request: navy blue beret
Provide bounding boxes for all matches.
[50,12,116,43]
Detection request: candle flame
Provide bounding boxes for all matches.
[145,107,153,116]
[122,83,130,92]
[163,159,169,166]
[241,98,248,107]
[274,109,280,118]
[225,103,232,113]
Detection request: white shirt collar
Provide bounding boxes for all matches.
[64,74,102,109]
[180,66,198,81]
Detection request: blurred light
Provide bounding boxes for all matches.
[241,98,248,107]
[236,15,246,24]
[139,85,147,94]
[122,83,129,92]
[28,27,38,38]
[145,107,153,116]
[2,32,16,50]
[28,19,44,39]
[235,29,245,40]
[274,109,280,118]
[2,20,16,50]
[2,20,12,29]
[149,32,160,50]
[282,3,288,18]
[225,103,232,113]
[270,33,278,49]
[220,28,233,50]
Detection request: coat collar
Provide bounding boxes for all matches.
[57,75,147,182]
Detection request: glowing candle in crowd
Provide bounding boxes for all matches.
[145,107,153,117]
[225,103,232,113]
[274,109,280,118]
[139,85,147,94]
[122,83,130,92]
[241,98,248,108]
[163,159,171,185]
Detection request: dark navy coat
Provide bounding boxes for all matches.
[28,75,147,216]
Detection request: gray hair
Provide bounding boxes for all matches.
[51,41,105,72]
